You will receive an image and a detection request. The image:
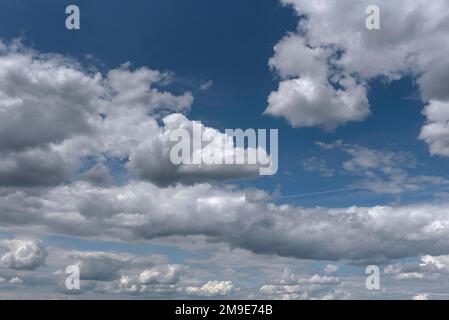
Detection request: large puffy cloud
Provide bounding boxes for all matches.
[3,182,449,262]
[265,76,370,131]
[127,113,263,186]
[0,43,103,186]
[0,43,102,152]
[0,240,46,270]
[266,0,449,152]
[265,34,370,130]
[0,41,265,187]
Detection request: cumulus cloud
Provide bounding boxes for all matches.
[0,41,266,188]
[138,265,184,285]
[185,281,234,297]
[265,76,370,131]
[265,33,370,131]
[8,277,23,285]
[0,43,171,187]
[0,240,46,270]
[419,100,449,157]
[266,0,449,153]
[0,42,102,153]
[127,113,262,187]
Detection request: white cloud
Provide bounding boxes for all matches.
[8,277,23,285]
[106,63,193,114]
[419,100,449,157]
[127,113,261,186]
[266,0,449,154]
[138,265,184,285]
[185,281,234,297]
[265,76,370,131]
[0,41,264,188]
[0,240,46,270]
[266,33,370,131]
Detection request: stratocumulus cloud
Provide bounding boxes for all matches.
[2,181,449,262]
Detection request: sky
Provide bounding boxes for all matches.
[0,0,449,300]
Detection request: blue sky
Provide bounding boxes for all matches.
[0,0,449,300]
[1,0,447,208]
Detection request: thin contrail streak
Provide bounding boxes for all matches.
[274,187,358,200]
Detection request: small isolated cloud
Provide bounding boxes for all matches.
[199,80,213,91]
[8,277,23,285]
[324,264,339,275]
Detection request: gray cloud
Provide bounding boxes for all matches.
[68,252,129,282]
[2,182,449,262]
